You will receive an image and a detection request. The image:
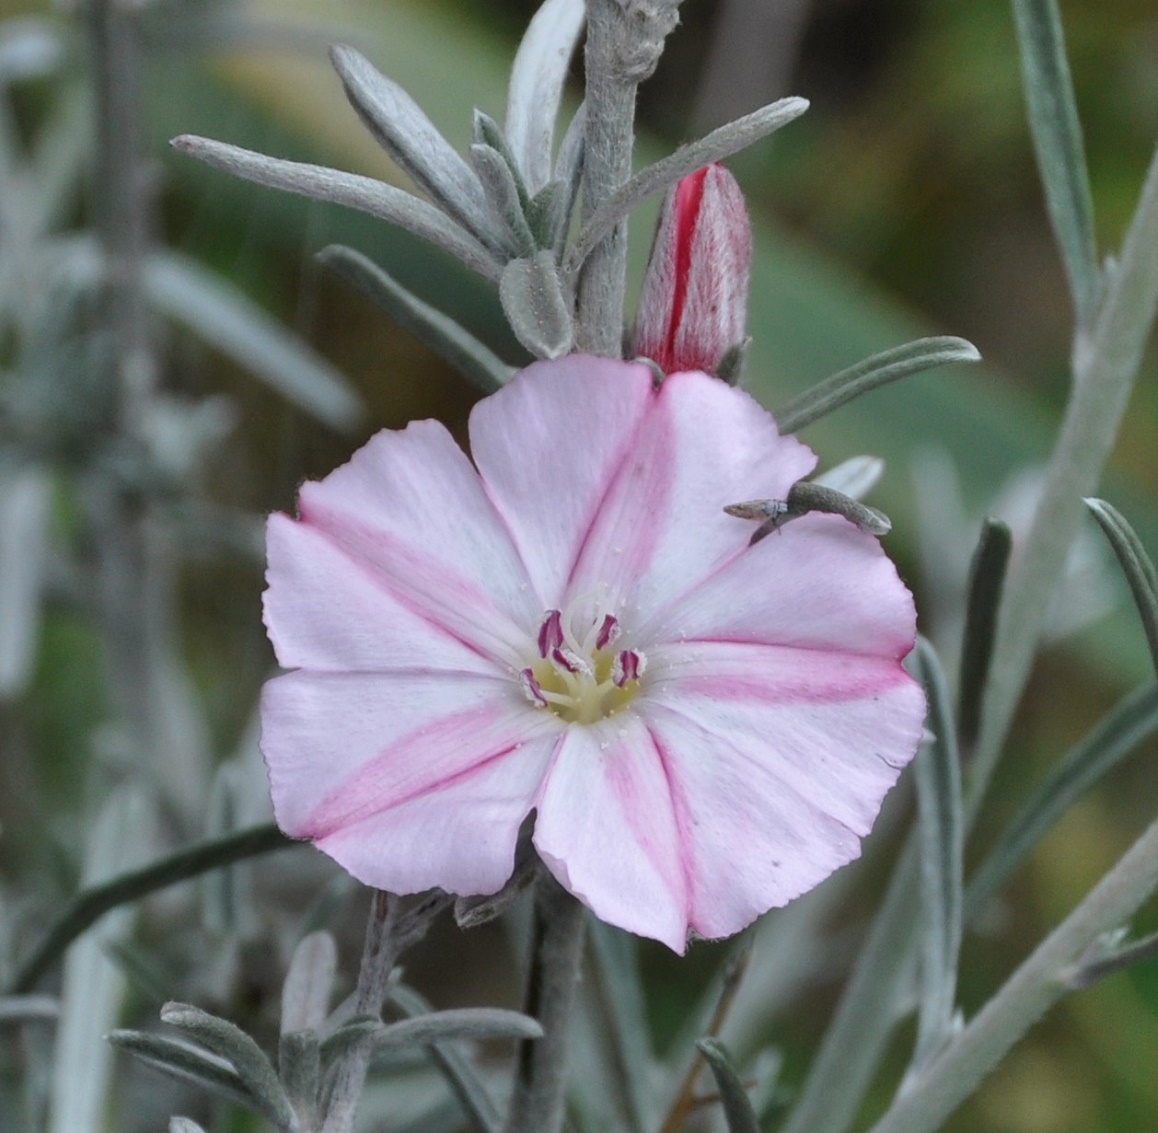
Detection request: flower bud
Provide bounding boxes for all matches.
[632,163,752,376]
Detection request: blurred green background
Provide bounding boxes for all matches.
[1,0,1155,1129]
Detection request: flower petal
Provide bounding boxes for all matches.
[566,369,816,627]
[264,513,500,675]
[638,641,924,938]
[317,738,559,895]
[469,356,657,604]
[294,419,540,665]
[641,511,917,657]
[533,716,689,951]
[262,669,561,894]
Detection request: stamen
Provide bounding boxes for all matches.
[552,646,590,676]
[537,610,564,658]
[595,614,620,650]
[612,649,646,687]
[520,668,547,707]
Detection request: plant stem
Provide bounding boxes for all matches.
[504,874,587,1133]
[320,891,401,1133]
[865,818,1158,1133]
[9,824,293,995]
[577,0,683,355]
[970,140,1158,812]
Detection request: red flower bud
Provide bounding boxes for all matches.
[632,163,752,376]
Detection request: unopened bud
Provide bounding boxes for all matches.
[632,163,752,377]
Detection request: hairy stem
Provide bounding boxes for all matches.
[504,875,587,1133]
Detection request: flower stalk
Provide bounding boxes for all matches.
[576,0,684,354]
[505,876,587,1133]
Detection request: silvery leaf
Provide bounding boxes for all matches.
[500,251,574,359]
[812,456,884,501]
[319,244,512,393]
[171,135,503,283]
[281,932,337,1035]
[329,45,502,251]
[506,0,585,193]
[144,250,362,431]
[109,1032,257,1114]
[567,97,809,276]
[0,465,51,697]
[160,1003,296,1132]
[470,143,536,256]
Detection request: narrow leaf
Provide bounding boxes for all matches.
[812,455,884,501]
[146,250,362,430]
[470,143,537,255]
[281,931,337,1035]
[319,245,511,394]
[566,97,809,276]
[506,0,585,193]
[910,640,964,1074]
[1085,499,1158,680]
[161,1003,296,1132]
[499,251,574,358]
[0,994,58,1022]
[49,790,148,1133]
[957,520,1013,752]
[372,1007,543,1049]
[329,45,499,249]
[696,1038,760,1133]
[553,102,586,241]
[966,683,1158,920]
[9,824,293,995]
[774,336,981,434]
[1011,0,1099,325]
[390,985,502,1133]
[278,1030,320,1127]
[1066,929,1158,991]
[109,1031,259,1114]
[0,465,52,697]
[170,135,503,283]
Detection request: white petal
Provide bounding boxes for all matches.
[295,418,539,666]
[534,717,688,951]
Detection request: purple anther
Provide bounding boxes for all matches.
[537,610,564,658]
[595,614,620,651]
[612,649,645,687]
[519,668,548,707]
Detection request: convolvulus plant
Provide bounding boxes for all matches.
[3,1,1156,1132]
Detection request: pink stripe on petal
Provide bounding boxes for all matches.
[568,371,816,625]
[295,418,539,658]
[641,702,865,940]
[470,356,657,605]
[642,512,916,658]
[641,647,924,834]
[261,670,559,838]
[264,513,500,675]
[315,733,559,897]
[534,718,689,951]
[302,702,554,839]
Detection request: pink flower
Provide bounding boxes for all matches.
[260,356,924,951]
[632,163,752,377]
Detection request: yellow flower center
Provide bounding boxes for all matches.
[520,606,646,725]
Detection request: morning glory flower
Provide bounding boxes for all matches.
[260,356,924,951]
